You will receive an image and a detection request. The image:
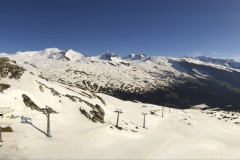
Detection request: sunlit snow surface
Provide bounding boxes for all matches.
[0,71,240,159]
[1,49,240,159]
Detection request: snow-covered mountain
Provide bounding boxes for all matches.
[13,48,86,62]
[97,51,120,61]
[1,52,240,159]
[63,49,87,62]
[194,56,240,69]
[1,48,240,109]
[123,53,148,61]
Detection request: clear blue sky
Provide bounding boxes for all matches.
[0,0,240,59]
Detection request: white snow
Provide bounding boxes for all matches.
[1,99,240,159]
[64,49,85,62]
[1,49,240,159]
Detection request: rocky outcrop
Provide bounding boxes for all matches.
[37,82,60,97]
[64,93,104,123]
[22,94,57,113]
[65,94,77,102]
[79,108,91,119]
[90,109,104,123]
[39,85,44,92]
[2,126,13,132]
[0,83,10,92]
[22,94,42,112]
[93,104,105,117]
[50,88,61,97]
[79,104,105,123]
[0,57,25,79]
[96,95,106,106]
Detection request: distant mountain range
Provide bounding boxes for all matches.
[1,48,240,110]
[194,56,240,69]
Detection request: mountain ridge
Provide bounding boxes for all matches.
[1,48,240,110]
[2,47,240,64]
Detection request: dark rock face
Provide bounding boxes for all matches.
[99,51,119,61]
[79,104,105,123]
[94,104,105,116]
[0,57,25,79]
[65,94,77,102]
[64,92,105,123]
[2,126,13,132]
[0,83,10,92]
[22,94,57,113]
[22,94,42,112]
[79,108,91,119]
[123,53,148,61]
[90,104,105,123]
[50,88,61,97]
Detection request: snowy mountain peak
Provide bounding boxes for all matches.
[63,49,86,62]
[12,48,86,62]
[43,48,62,53]
[123,53,148,61]
[15,48,62,57]
[98,51,120,61]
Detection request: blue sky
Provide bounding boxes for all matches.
[0,0,240,60]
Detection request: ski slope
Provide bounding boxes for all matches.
[0,71,240,159]
[1,99,240,159]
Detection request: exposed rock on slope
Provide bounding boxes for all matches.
[79,104,105,123]
[39,85,44,92]
[0,83,10,92]
[123,53,148,61]
[0,57,25,79]
[22,94,43,112]
[98,51,119,61]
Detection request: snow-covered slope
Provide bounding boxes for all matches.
[194,56,240,69]
[64,49,86,62]
[1,59,240,159]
